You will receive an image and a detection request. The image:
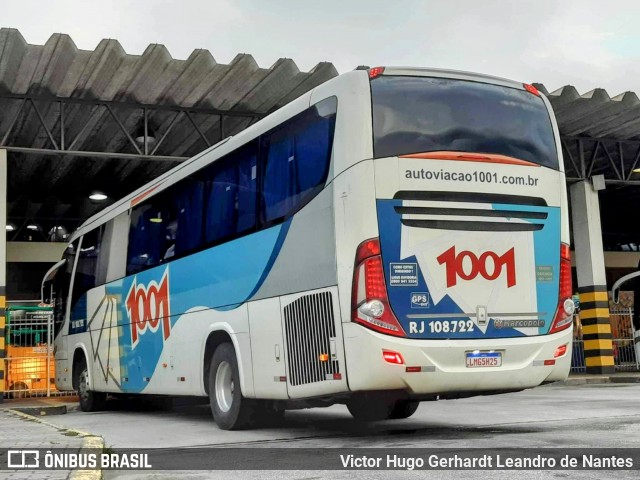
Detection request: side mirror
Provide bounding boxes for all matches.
[611,271,640,304]
[41,282,51,305]
[41,259,66,304]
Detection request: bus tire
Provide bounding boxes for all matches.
[346,394,395,421]
[208,342,258,430]
[388,400,419,419]
[76,358,106,412]
[256,402,286,427]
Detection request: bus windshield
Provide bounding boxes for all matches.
[370,75,558,169]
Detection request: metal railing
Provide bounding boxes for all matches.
[4,305,75,398]
[611,307,639,371]
[571,307,639,373]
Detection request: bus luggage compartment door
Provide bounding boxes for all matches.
[280,286,348,399]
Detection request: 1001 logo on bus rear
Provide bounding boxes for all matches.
[437,246,516,288]
[125,268,171,349]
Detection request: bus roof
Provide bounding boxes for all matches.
[375,66,525,90]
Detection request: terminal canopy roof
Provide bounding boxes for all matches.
[0,28,638,249]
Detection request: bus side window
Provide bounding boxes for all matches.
[174,177,205,255]
[70,228,105,321]
[261,96,337,224]
[49,241,77,338]
[203,141,258,244]
[126,178,206,275]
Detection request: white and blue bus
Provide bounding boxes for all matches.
[43,67,574,429]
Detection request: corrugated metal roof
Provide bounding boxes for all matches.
[534,82,640,140]
[0,28,338,239]
[3,26,640,245]
[533,83,640,250]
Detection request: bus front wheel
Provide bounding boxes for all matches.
[208,342,261,430]
[75,358,106,412]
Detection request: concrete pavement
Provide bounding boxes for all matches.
[1,380,639,479]
[0,408,102,480]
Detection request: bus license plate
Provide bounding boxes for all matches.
[466,351,502,368]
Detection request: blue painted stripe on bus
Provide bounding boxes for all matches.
[216,219,293,312]
[113,221,293,393]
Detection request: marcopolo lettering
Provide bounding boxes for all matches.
[126,268,171,348]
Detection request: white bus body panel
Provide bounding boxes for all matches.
[248,297,288,399]
[343,323,572,394]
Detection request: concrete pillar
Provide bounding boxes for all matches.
[0,149,6,401]
[570,180,614,374]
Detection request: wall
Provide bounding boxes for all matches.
[6,242,67,300]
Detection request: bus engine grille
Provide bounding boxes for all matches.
[283,291,340,386]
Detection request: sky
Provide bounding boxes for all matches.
[3,0,640,96]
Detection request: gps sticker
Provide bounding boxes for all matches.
[411,292,430,308]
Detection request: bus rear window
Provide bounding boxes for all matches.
[371,76,558,169]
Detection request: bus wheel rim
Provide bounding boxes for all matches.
[215,361,234,413]
[79,370,89,402]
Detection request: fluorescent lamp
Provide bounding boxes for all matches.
[89,192,108,201]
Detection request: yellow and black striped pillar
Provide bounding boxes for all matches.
[579,285,614,374]
[570,180,614,375]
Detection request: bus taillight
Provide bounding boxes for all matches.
[368,66,385,79]
[352,238,406,337]
[523,83,540,96]
[549,243,575,334]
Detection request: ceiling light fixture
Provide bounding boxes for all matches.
[89,192,108,201]
[27,224,39,231]
[134,125,156,145]
[5,224,14,231]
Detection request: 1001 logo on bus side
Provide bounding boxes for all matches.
[125,268,172,348]
[437,246,516,288]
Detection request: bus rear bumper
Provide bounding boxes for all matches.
[342,323,573,396]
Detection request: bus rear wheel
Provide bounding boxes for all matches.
[347,394,419,421]
[208,342,262,430]
[388,400,419,419]
[75,358,106,412]
[347,393,393,421]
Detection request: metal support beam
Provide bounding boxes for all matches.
[0,93,257,118]
[0,93,263,162]
[566,177,640,186]
[104,104,143,155]
[561,135,640,186]
[1,146,188,162]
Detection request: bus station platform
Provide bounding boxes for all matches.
[562,371,640,385]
